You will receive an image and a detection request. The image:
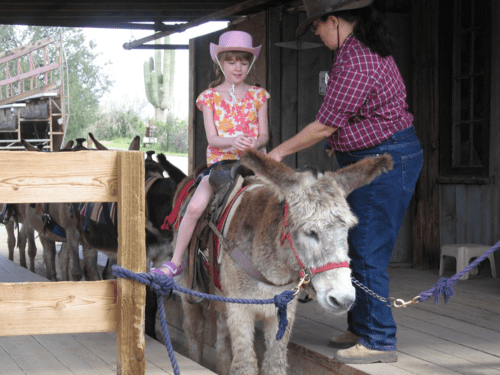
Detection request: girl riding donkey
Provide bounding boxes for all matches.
[151,30,270,277]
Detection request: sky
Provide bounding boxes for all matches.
[82,22,228,121]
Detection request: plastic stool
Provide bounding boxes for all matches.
[439,244,496,280]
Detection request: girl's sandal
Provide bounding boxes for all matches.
[150,261,184,277]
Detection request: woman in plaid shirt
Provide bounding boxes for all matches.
[268,0,423,365]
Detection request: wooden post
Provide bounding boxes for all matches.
[116,150,146,375]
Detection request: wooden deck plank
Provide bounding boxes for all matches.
[396,313,500,357]
[0,335,72,375]
[396,306,500,346]
[0,343,24,375]
[396,326,500,375]
[0,333,216,375]
[0,254,46,283]
[32,334,115,375]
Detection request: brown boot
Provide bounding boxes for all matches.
[335,343,397,364]
[328,331,359,348]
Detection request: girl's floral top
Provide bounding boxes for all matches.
[196,86,270,166]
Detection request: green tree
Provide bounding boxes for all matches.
[90,106,146,141]
[0,26,113,141]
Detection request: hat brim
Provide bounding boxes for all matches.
[297,0,374,37]
[210,44,261,62]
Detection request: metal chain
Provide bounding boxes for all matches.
[351,277,421,308]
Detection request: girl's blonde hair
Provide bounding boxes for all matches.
[209,51,260,88]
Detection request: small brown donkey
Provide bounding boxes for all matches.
[179,150,393,375]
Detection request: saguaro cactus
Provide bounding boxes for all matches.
[144,36,175,122]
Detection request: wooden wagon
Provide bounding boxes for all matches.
[0,35,68,151]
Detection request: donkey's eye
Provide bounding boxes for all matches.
[307,230,319,242]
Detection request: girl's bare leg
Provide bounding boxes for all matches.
[164,175,213,272]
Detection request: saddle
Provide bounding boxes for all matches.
[79,173,162,228]
[163,161,255,297]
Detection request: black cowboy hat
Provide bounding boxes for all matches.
[297,0,374,37]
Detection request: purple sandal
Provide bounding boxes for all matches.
[150,261,184,277]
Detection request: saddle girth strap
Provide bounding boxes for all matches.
[209,221,276,286]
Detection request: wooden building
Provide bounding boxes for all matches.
[189,0,500,271]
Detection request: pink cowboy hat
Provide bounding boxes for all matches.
[210,30,261,62]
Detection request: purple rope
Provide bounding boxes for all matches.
[419,240,500,304]
[111,265,296,374]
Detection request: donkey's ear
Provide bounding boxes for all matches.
[61,140,74,150]
[88,133,108,150]
[328,154,393,196]
[129,136,141,151]
[240,150,298,194]
[21,139,40,152]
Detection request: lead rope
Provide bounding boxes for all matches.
[354,239,500,308]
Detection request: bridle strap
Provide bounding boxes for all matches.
[280,201,350,279]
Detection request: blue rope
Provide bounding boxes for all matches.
[111,265,296,375]
[418,240,500,304]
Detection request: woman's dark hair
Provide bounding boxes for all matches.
[321,6,394,57]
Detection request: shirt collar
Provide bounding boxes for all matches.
[334,33,355,62]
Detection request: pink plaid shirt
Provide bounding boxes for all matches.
[317,34,413,152]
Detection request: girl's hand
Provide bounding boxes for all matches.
[232,135,253,151]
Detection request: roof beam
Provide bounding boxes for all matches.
[123,0,274,50]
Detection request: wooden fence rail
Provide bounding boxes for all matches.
[0,150,146,374]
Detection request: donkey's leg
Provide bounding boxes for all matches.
[216,307,232,375]
[261,311,294,375]
[6,219,17,263]
[227,304,258,375]
[101,257,116,280]
[41,237,58,281]
[26,224,37,273]
[82,243,101,281]
[58,242,70,281]
[180,296,206,363]
[17,222,28,269]
[65,228,83,281]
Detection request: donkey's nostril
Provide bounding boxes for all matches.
[329,296,341,308]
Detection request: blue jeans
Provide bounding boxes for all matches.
[336,125,423,351]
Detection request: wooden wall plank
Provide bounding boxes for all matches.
[481,185,492,244]
[188,39,197,175]
[411,0,441,269]
[0,151,118,203]
[116,151,146,375]
[439,185,457,245]
[466,186,483,243]
[490,0,500,270]
[296,11,336,172]
[280,10,299,168]
[267,7,282,151]
[455,185,466,243]
[0,281,117,336]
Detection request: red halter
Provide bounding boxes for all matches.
[280,201,350,280]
